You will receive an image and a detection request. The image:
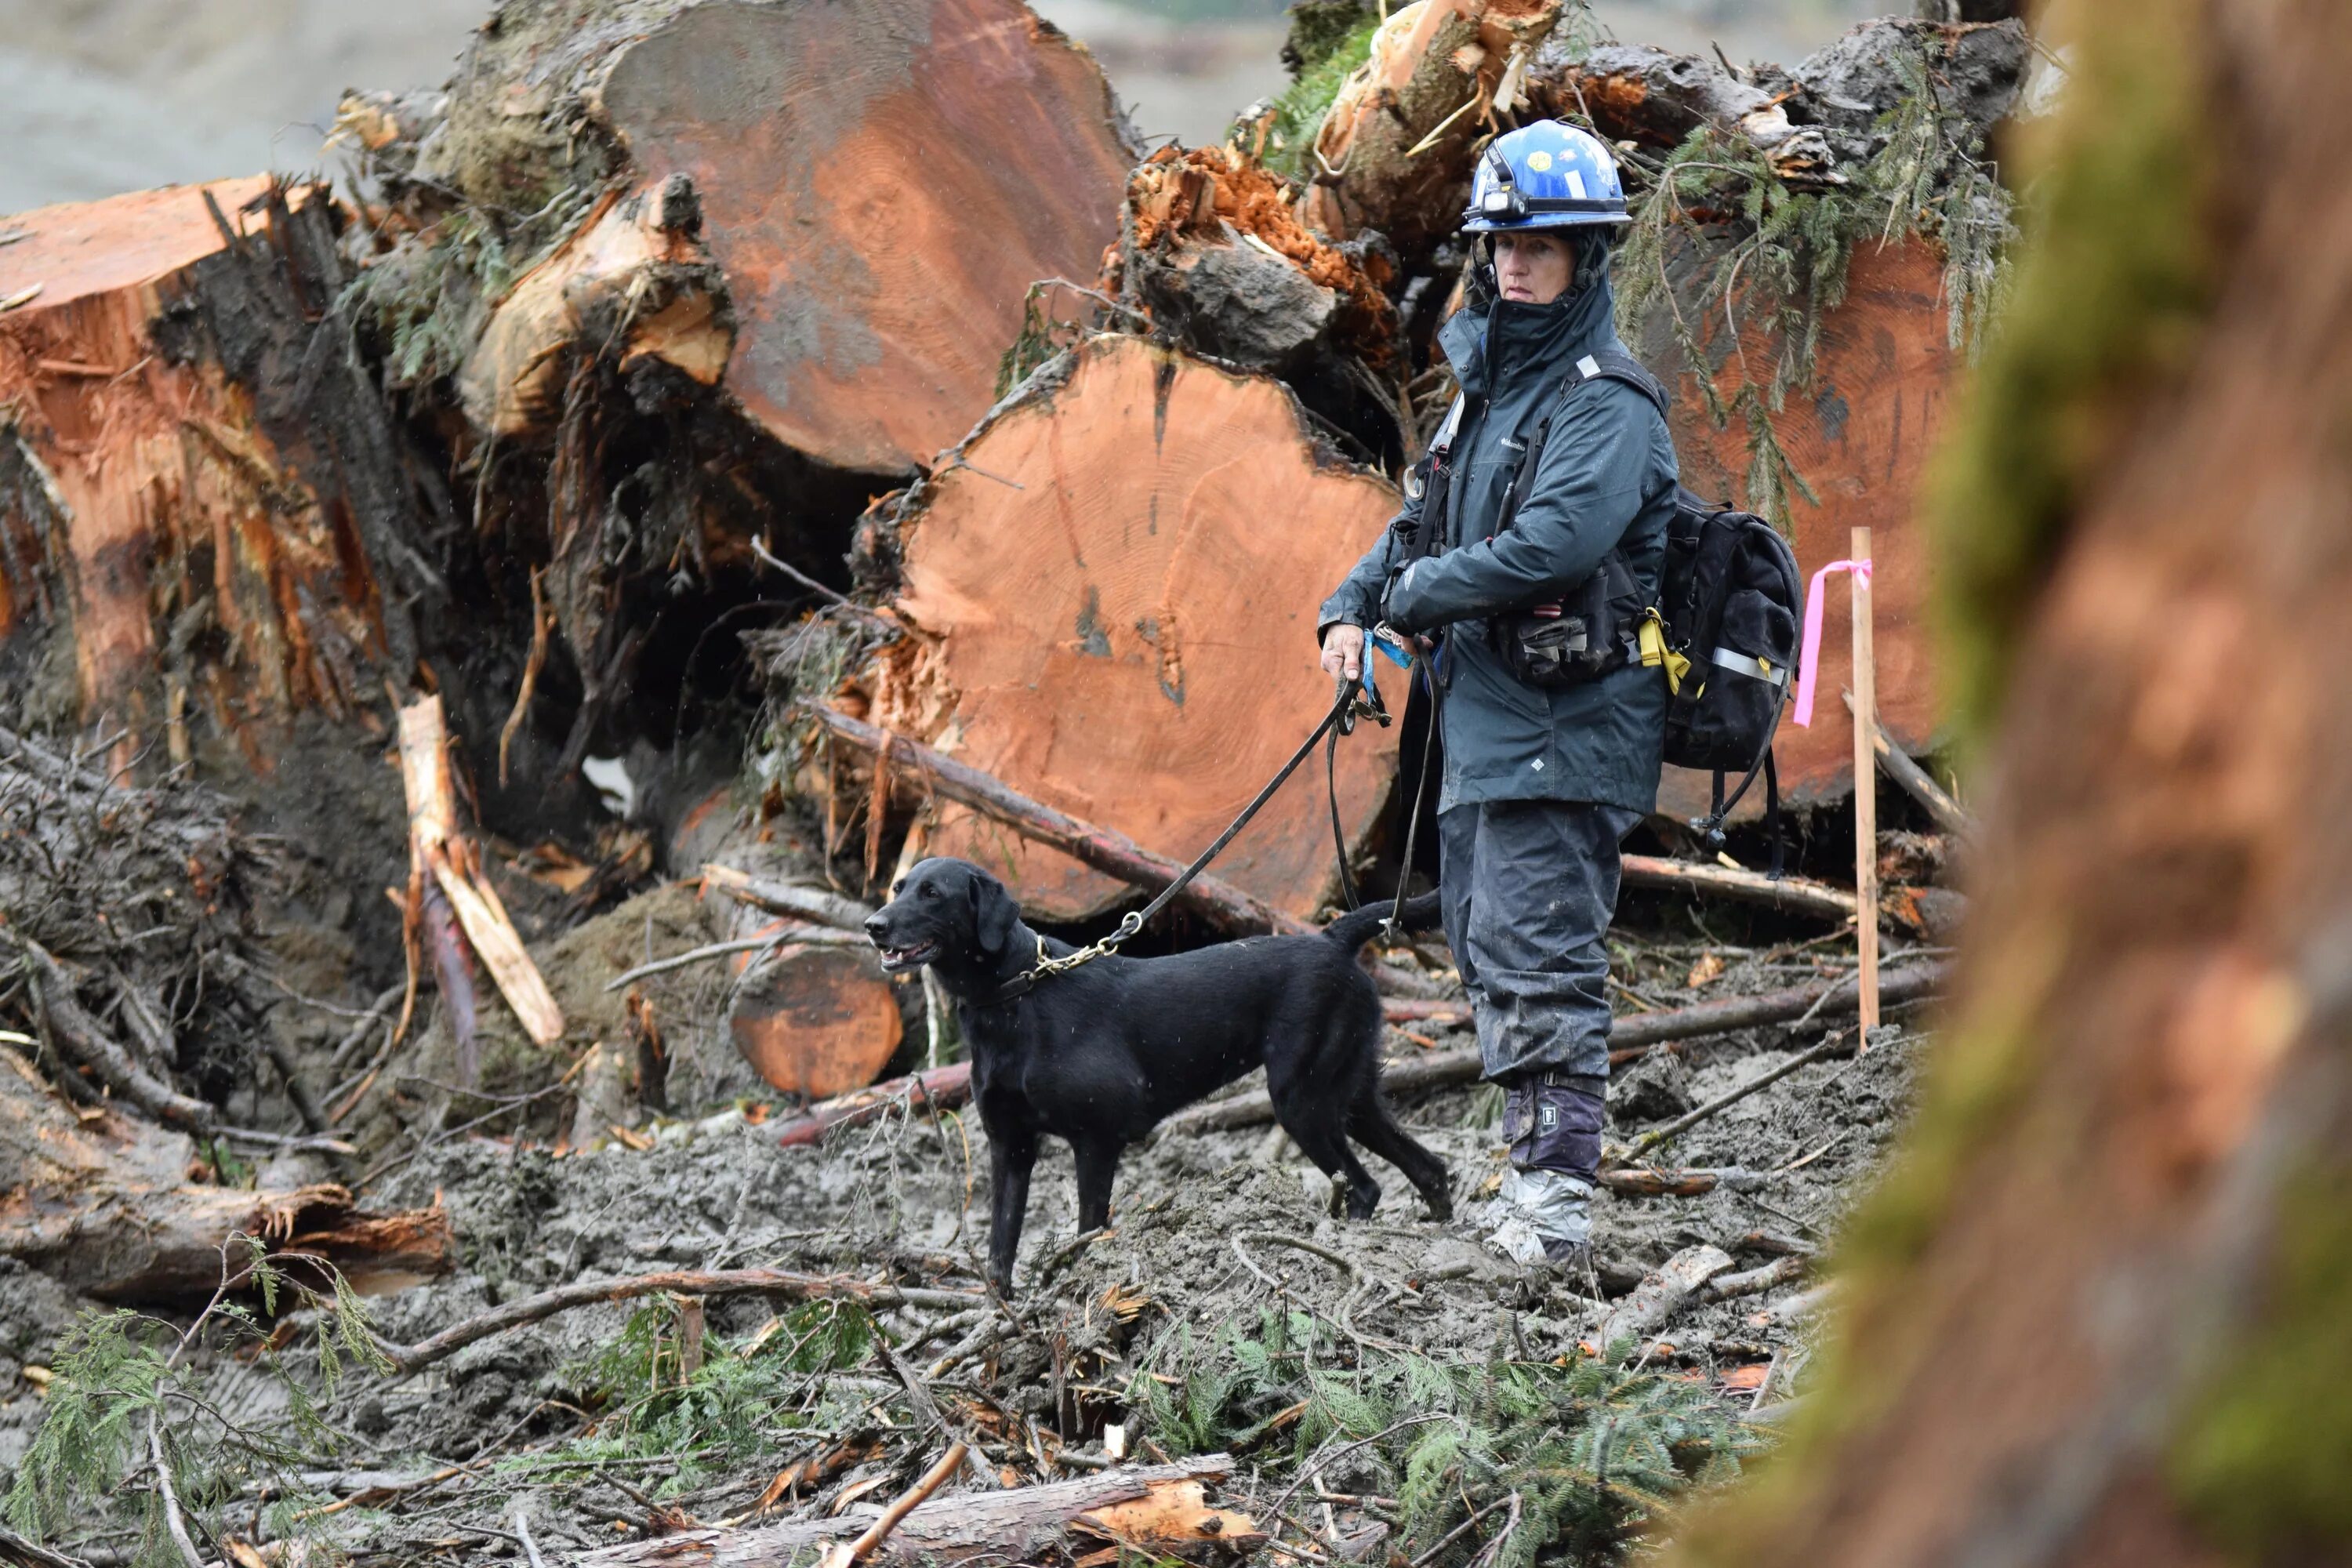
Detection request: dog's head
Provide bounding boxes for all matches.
[864,857,1026,976]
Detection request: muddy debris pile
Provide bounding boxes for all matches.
[0,1,2020,1563]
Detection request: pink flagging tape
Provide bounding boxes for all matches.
[1791,557,1871,728]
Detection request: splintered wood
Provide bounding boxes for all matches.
[396,695,563,1047]
[0,180,376,751]
[859,335,1401,923]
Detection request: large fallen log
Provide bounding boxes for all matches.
[411,0,1134,478]
[1302,0,1570,268]
[729,940,906,1100]
[0,1047,450,1303]
[1158,962,1945,1134]
[851,334,1404,923]
[577,1454,1259,1567]
[0,180,441,751]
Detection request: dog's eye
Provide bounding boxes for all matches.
[891,881,905,898]
[918,884,938,900]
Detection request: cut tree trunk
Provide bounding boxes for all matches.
[1646,238,1958,818]
[0,180,437,755]
[576,1454,1260,1567]
[853,334,1403,924]
[0,1047,450,1303]
[1661,4,2352,1564]
[728,940,906,1100]
[432,0,1135,478]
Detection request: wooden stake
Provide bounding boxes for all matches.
[1850,525,1881,1039]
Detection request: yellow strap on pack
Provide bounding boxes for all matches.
[1638,610,1690,694]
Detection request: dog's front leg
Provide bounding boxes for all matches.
[985,1122,1040,1294]
[1073,1138,1123,1235]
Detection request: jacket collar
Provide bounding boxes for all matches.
[1441,263,1619,404]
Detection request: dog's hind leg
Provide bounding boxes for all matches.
[1348,1091,1454,1221]
[1073,1137,1123,1234]
[1272,1080,1383,1219]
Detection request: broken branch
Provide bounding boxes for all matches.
[801,702,1312,937]
[376,1267,984,1376]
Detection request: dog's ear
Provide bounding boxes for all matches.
[971,873,1023,961]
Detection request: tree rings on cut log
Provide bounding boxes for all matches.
[730,942,906,1100]
[1646,240,1955,818]
[577,0,1135,474]
[861,335,1403,923]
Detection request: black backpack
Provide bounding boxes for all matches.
[1654,488,1802,855]
[1459,351,1806,858]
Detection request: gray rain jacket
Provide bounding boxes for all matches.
[1319,253,1680,815]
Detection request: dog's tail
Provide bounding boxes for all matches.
[1320,891,1443,953]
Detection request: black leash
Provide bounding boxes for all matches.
[994,679,1378,1000]
[1386,655,1443,942]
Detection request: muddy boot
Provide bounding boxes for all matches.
[1485,1074,1604,1290]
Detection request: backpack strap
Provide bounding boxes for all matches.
[1493,348,1669,540]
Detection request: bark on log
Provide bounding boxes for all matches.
[728,941,905,1100]
[1522,20,2028,175]
[0,1047,449,1303]
[1594,1243,1733,1351]
[1302,0,1569,267]
[426,0,1134,477]
[1661,5,2352,1564]
[1158,962,1944,1134]
[1105,143,1397,377]
[576,1455,1258,1567]
[853,334,1403,923]
[803,700,1312,936]
[0,180,436,749]
[1621,855,1861,924]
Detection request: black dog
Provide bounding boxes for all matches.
[866,857,1454,1292]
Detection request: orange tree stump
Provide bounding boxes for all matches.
[730,942,906,1100]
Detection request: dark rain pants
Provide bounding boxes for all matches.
[1438,798,1639,1178]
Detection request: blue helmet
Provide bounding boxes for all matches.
[1461,121,1630,234]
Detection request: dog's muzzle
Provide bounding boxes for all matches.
[864,913,938,973]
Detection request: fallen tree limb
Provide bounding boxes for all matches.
[17,938,218,1133]
[397,695,564,1047]
[1614,1031,1864,1167]
[0,1044,451,1302]
[376,1268,985,1376]
[601,928,865,993]
[774,1064,976,1149]
[578,1455,1255,1568]
[702,863,878,932]
[1598,1166,1773,1198]
[1845,691,1973,836]
[1158,964,1946,1135]
[1594,1244,1735,1352]
[1621,855,1865,925]
[1700,1254,1812,1304]
[803,702,1312,937]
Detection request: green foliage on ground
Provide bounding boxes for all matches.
[4,1244,388,1567]
[1134,1308,1759,1567]
[533,1296,881,1497]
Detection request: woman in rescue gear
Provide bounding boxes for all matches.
[1317,120,1679,1276]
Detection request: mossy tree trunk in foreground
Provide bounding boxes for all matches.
[1668,2,2352,1563]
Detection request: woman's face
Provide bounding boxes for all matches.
[1492,230,1579,306]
